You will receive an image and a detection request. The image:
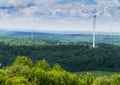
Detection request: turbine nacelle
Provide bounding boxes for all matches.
[94,15,96,17]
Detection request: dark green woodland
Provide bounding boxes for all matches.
[0,37,120,72]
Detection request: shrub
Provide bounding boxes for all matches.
[93,76,111,85]
[111,74,120,85]
[5,77,30,85]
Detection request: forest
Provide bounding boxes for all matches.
[0,40,120,72]
[0,36,120,84]
[0,56,120,85]
[0,37,120,85]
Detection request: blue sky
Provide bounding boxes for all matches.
[0,0,120,32]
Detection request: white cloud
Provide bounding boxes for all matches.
[6,0,61,7]
[8,0,32,6]
[0,0,118,18]
[0,0,120,32]
[33,0,60,5]
[0,0,8,4]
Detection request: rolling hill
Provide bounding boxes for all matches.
[0,30,120,45]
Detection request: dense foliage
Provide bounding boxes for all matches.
[0,56,120,85]
[0,36,65,46]
[0,41,120,72]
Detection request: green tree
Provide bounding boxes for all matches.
[111,74,120,85]
[78,75,87,85]
[52,63,64,71]
[6,64,30,78]
[93,76,110,85]
[13,56,33,68]
[5,77,30,85]
[0,70,6,85]
[29,67,49,85]
[84,73,94,85]
[35,59,51,71]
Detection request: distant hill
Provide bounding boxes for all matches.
[0,36,65,46]
[0,30,120,45]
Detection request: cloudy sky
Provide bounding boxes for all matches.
[0,0,120,32]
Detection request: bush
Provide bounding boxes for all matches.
[5,77,30,85]
[111,74,120,85]
[93,76,111,85]
[0,70,6,85]
[6,65,30,78]
[84,73,94,85]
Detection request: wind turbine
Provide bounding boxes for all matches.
[109,28,112,39]
[31,31,34,39]
[92,11,102,48]
[28,7,34,40]
[30,7,39,40]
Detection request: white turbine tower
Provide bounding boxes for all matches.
[109,28,112,39]
[23,7,34,39]
[93,11,102,48]
[29,7,39,40]
[29,7,34,40]
[31,30,34,39]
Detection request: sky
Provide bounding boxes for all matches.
[0,0,120,32]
